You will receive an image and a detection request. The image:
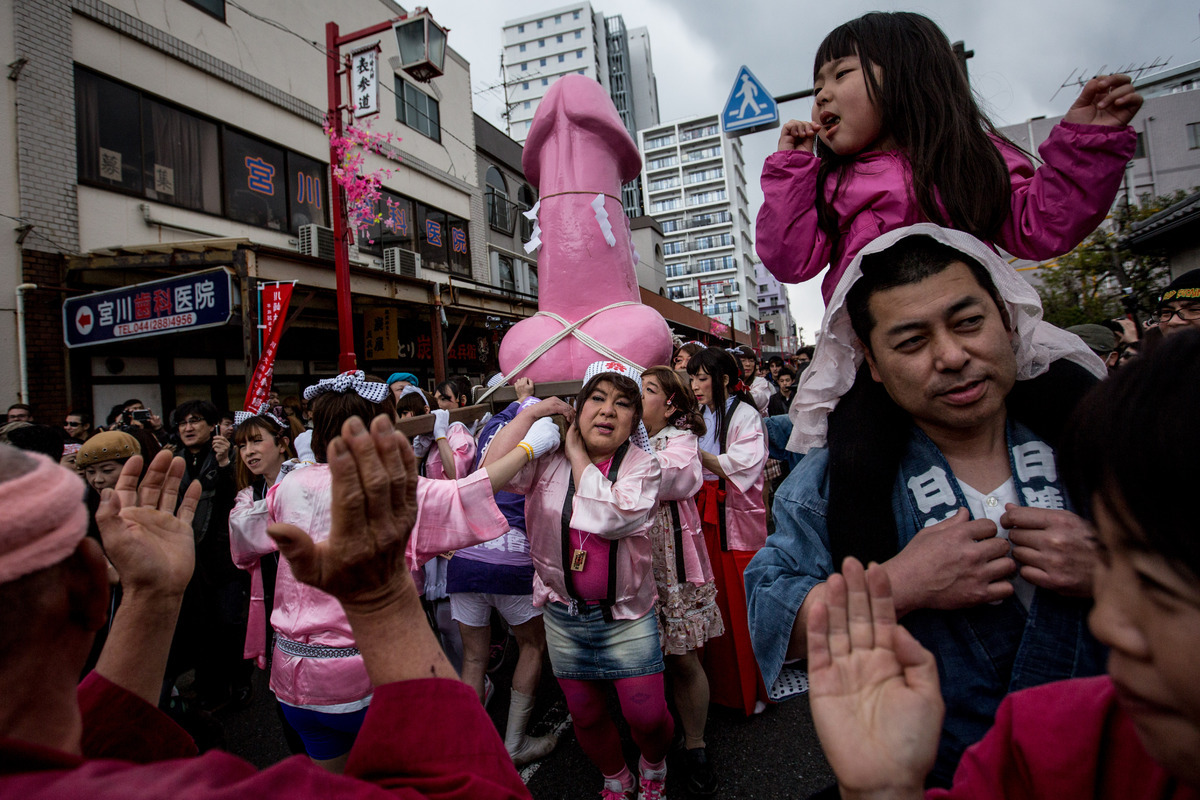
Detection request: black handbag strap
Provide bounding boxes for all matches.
[560,443,630,621]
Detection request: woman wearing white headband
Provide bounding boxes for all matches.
[482,360,673,800]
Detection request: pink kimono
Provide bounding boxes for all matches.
[756,121,1137,303]
[229,486,271,667]
[228,465,508,709]
[650,427,712,586]
[424,422,477,481]
[701,400,768,552]
[506,444,662,621]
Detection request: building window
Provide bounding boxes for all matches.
[554,15,562,23]
[518,184,536,242]
[558,54,565,63]
[542,78,549,86]
[485,166,513,234]
[1188,123,1200,150]
[396,78,440,142]
[182,0,224,21]
[519,43,526,52]
[358,190,415,255]
[75,66,328,233]
[416,205,470,276]
[575,30,582,39]
[498,255,516,291]
[539,39,545,48]
[540,58,547,67]
[517,24,524,32]
[522,81,529,90]
[577,70,585,75]
[528,265,538,295]
[1133,132,1146,159]
[521,63,528,72]
[524,100,531,109]
[537,19,543,28]
[576,49,583,58]
[573,10,580,19]
[556,34,563,43]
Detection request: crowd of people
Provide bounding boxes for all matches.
[4,9,1200,800]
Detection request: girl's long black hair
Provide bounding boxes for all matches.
[685,348,752,446]
[813,12,1015,258]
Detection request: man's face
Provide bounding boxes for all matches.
[64,415,87,440]
[769,362,782,378]
[862,261,1016,441]
[778,374,794,394]
[178,414,214,450]
[6,408,30,423]
[1157,300,1200,338]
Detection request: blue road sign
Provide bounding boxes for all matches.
[722,65,778,134]
[63,268,235,348]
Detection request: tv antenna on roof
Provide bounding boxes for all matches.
[1051,58,1171,101]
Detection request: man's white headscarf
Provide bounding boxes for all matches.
[787,224,1105,454]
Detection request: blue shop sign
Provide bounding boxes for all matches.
[63,268,235,348]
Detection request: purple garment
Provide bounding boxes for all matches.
[756,122,1137,303]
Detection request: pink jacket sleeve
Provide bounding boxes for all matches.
[425,422,478,481]
[571,448,662,540]
[408,471,508,567]
[717,404,768,494]
[229,486,277,569]
[756,149,832,285]
[996,122,1137,260]
[654,433,704,502]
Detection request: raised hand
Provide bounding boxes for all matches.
[268,414,419,613]
[808,557,941,798]
[1002,504,1097,597]
[778,119,822,153]
[514,376,535,401]
[96,449,200,597]
[1064,74,1143,127]
[212,434,232,468]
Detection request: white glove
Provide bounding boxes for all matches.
[412,434,432,460]
[520,417,562,459]
[293,430,315,463]
[432,409,450,440]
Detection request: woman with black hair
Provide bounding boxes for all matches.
[686,347,769,717]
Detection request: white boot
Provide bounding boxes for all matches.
[504,689,558,766]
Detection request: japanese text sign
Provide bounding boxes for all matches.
[63,269,234,348]
[351,45,380,118]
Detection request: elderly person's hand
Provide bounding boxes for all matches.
[95,449,200,597]
[269,414,418,613]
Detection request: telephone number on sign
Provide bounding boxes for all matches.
[113,313,198,336]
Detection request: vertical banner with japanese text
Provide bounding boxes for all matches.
[244,283,293,411]
[350,46,380,118]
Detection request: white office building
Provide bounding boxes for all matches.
[638,113,758,334]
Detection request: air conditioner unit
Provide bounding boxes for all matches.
[298,224,335,260]
[722,283,736,296]
[383,247,421,277]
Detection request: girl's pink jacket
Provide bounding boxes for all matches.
[756,121,1137,303]
[424,422,477,480]
[650,427,714,585]
[703,400,768,552]
[229,465,507,709]
[507,444,662,620]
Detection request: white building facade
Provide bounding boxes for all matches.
[638,113,758,334]
[755,262,797,354]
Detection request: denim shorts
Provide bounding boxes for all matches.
[542,601,665,680]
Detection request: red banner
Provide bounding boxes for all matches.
[244,283,293,411]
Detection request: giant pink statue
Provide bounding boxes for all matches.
[497,75,674,382]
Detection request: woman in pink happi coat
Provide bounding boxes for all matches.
[483,361,674,800]
[229,371,531,772]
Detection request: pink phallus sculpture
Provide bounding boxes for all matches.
[497,75,674,382]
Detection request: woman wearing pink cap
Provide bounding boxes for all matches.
[483,360,673,800]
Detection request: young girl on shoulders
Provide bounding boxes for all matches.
[757,11,1142,304]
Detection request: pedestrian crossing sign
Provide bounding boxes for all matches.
[722,65,778,135]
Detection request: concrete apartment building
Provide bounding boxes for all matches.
[756,262,798,355]
[500,3,659,215]
[2,0,536,423]
[638,113,758,335]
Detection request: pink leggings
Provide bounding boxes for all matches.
[558,674,674,776]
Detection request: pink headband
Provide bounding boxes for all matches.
[0,450,88,584]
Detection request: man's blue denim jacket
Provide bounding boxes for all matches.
[745,446,1104,786]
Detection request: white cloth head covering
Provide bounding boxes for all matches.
[581,359,651,452]
[303,370,390,403]
[787,224,1106,454]
[397,384,429,408]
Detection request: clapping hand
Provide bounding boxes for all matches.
[268,414,419,613]
[95,449,200,597]
[807,557,942,799]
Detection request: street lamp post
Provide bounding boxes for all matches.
[325,9,447,373]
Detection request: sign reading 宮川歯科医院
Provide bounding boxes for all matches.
[63,268,235,348]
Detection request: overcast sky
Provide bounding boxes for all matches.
[433,0,1199,343]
